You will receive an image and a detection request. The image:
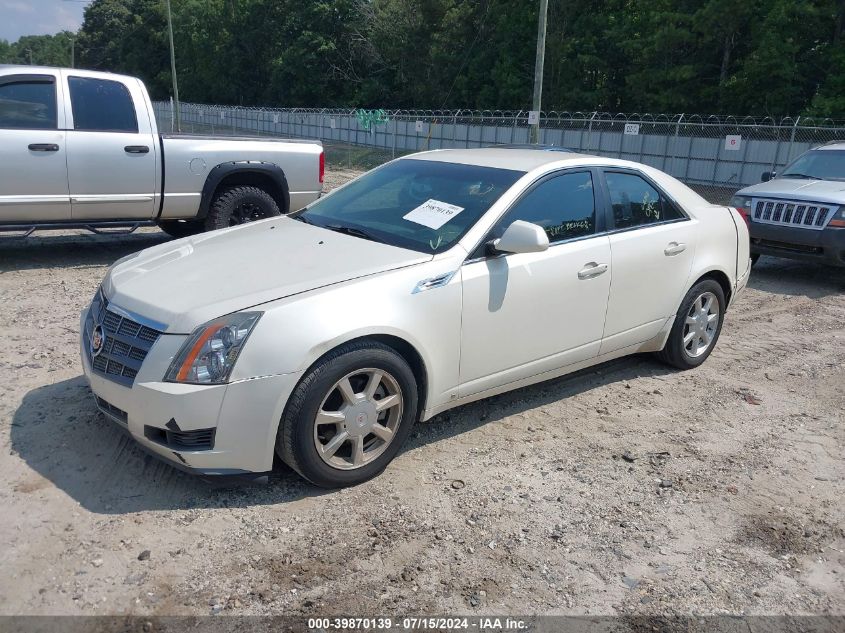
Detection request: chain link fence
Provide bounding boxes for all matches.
[153,101,845,203]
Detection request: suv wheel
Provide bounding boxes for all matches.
[205,186,280,231]
[276,341,418,488]
[657,279,726,369]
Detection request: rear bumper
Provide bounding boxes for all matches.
[749,222,845,267]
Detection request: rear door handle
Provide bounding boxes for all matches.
[664,242,687,256]
[124,145,150,154]
[577,262,609,280]
[28,143,59,152]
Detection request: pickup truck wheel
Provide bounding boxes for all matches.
[157,220,202,239]
[276,341,418,488]
[205,185,280,231]
[656,279,725,370]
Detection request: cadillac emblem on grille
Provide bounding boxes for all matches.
[90,324,105,357]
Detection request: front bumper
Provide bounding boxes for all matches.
[749,222,845,267]
[80,310,302,475]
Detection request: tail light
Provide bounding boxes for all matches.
[318,150,325,184]
[735,207,751,228]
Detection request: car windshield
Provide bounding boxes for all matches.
[780,149,845,181]
[295,159,524,254]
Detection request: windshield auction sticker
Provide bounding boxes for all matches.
[403,199,465,230]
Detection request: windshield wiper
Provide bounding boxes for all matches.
[292,214,313,224]
[781,173,820,180]
[324,224,385,244]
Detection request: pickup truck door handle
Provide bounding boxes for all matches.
[28,143,59,152]
[664,242,687,256]
[577,262,609,280]
[124,145,150,154]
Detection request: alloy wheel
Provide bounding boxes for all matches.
[313,368,404,470]
[682,291,720,358]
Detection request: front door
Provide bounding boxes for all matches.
[459,169,612,396]
[63,73,157,220]
[0,73,70,222]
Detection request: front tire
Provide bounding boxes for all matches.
[657,279,726,370]
[276,341,418,488]
[205,185,280,231]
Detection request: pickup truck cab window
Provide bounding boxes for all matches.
[0,77,57,130]
[68,76,138,133]
[604,171,683,230]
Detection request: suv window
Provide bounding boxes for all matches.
[605,171,683,229]
[0,79,57,129]
[68,76,138,133]
[492,171,597,244]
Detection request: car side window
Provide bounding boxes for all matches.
[0,79,57,129]
[492,171,597,244]
[68,76,138,133]
[605,171,683,229]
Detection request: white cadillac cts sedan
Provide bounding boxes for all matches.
[81,148,751,487]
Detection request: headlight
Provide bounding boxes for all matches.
[729,195,752,211]
[165,312,262,384]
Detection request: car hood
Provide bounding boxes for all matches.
[737,178,845,206]
[103,217,431,333]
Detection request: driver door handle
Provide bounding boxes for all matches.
[578,262,608,280]
[124,145,150,154]
[28,143,59,152]
[664,242,687,256]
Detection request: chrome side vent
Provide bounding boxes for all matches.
[412,271,457,294]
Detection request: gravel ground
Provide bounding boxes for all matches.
[0,169,843,620]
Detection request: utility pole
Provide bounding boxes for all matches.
[165,0,181,132]
[26,48,33,65]
[70,36,75,68]
[529,0,548,144]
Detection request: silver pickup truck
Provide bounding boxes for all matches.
[0,65,323,237]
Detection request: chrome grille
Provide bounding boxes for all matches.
[83,289,163,387]
[752,198,837,231]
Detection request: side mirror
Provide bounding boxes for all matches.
[490,220,549,255]
[761,171,775,182]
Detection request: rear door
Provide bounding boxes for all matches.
[0,72,70,222]
[599,169,697,354]
[63,73,157,219]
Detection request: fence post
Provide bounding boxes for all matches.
[392,116,397,159]
[672,114,684,177]
[511,111,522,144]
[169,97,175,133]
[587,112,597,152]
[787,116,801,166]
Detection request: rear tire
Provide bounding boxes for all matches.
[656,279,726,370]
[205,185,280,231]
[157,220,202,239]
[276,341,418,488]
[750,252,761,266]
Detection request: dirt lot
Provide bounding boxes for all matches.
[0,171,843,620]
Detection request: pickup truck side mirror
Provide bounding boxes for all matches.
[488,220,549,255]
[761,171,776,182]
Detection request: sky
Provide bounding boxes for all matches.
[1,0,89,43]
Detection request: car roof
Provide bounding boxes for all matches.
[816,142,845,151]
[402,147,596,171]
